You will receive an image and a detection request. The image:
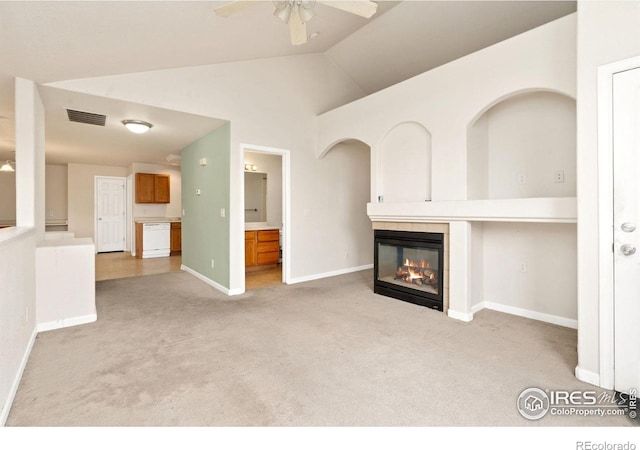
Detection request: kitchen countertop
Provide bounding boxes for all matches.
[134,217,182,224]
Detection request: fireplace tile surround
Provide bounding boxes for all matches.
[373,221,450,313]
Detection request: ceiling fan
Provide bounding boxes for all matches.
[214,1,379,46]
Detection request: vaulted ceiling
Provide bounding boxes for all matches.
[0,1,576,167]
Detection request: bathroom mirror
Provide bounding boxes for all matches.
[244,172,267,223]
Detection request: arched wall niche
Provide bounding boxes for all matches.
[378,121,432,203]
[467,89,576,200]
[318,138,371,160]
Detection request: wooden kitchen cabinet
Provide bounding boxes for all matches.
[245,229,279,269]
[135,173,170,203]
[170,222,181,255]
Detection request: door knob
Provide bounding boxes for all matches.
[98,217,102,221]
[621,222,636,233]
[621,244,637,256]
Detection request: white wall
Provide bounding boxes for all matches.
[478,91,576,199]
[45,164,67,224]
[296,140,372,277]
[481,223,577,323]
[49,53,369,290]
[243,152,282,228]
[131,162,181,219]
[576,0,640,384]
[0,229,37,425]
[379,122,432,202]
[1,78,42,425]
[318,14,577,203]
[67,163,128,239]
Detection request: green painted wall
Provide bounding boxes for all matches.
[181,122,230,288]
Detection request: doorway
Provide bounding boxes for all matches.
[242,144,290,290]
[597,56,640,394]
[94,176,126,253]
[612,65,640,394]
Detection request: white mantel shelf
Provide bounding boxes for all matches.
[367,197,577,224]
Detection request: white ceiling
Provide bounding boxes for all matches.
[0,0,576,167]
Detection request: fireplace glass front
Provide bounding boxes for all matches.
[374,230,444,311]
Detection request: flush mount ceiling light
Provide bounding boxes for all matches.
[0,160,15,172]
[122,120,153,134]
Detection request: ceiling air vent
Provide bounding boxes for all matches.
[66,109,106,127]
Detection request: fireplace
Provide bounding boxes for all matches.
[374,230,444,311]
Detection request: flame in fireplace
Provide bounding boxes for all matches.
[404,258,431,269]
[396,258,437,286]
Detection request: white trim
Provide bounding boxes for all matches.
[596,55,640,390]
[36,314,97,333]
[287,264,373,285]
[447,309,474,322]
[1,327,37,426]
[482,301,577,329]
[471,302,484,315]
[575,365,601,387]
[240,143,292,288]
[181,264,244,296]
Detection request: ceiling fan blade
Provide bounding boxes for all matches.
[214,1,258,18]
[289,8,308,46]
[317,0,378,19]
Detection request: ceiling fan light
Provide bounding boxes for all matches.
[122,120,153,134]
[0,160,15,172]
[299,5,314,23]
[273,2,291,23]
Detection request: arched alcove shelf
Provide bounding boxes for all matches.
[467,90,576,200]
[378,121,432,203]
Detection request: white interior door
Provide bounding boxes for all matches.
[613,66,640,394]
[95,176,126,253]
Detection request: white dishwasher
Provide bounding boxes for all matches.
[142,222,171,258]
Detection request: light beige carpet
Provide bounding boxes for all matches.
[6,270,635,426]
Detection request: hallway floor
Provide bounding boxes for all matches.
[95,252,182,281]
[96,252,283,291]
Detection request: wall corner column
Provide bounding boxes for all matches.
[15,78,45,241]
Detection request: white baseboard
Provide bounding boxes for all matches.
[447,309,474,322]
[480,301,578,329]
[471,302,484,315]
[1,327,37,426]
[288,264,373,285]
[575,365,600,387]
[181,265,243,296]
[36,313,97,333]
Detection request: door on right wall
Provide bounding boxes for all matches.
[613,66,640,394]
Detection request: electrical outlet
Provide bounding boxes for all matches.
[220,208,225,218]
[554,170,565,183]
[518,174,526,184]
[196,189,201,196]
[211,259,215,269]
[182,209,185,216]
[519,262,527,273]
